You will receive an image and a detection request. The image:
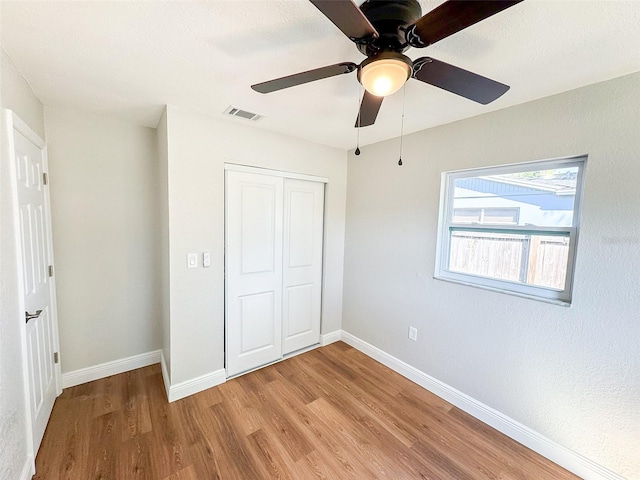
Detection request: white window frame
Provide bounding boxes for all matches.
[452,207,520,225]
[434,155,587,306]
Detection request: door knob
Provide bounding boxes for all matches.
[25,310,43,324]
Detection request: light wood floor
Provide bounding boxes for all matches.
[35,342,580,479]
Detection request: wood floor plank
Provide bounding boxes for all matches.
[217,377,267,436]
[35,342,580,479]
[263,379,371,479]
[121,368,153,441]
[305,397,406,479]
[247,428,296,480]
[238,374,316,462]
[143,372,190,477]
[32,396,92,480]
[273,360,321,405]
[175,406,225,480]
[118,432,156,480]
[205,400,264,479]
[300,447,351,480]
[86,411,119,479]
[162,464,198,480]
[294,351,421,448]
[90,375,123,419]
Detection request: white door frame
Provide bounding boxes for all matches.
[5,110,62,468]
[224,163,328,377]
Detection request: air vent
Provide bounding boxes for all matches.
[224,106,264,122]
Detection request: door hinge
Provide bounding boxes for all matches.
[54,352,59,364]
[43,172,48,185]
[48,265,54,277]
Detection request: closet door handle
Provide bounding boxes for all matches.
[25,310,43,324]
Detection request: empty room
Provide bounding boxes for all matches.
[1,1,638,479]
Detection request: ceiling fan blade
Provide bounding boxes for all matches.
[412,57,509,105]
[355,91,384,127]
[252,62,357,94]
[406,0,523,47]
[309,0,379,42]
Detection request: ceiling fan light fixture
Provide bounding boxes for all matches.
[358,53,412,97]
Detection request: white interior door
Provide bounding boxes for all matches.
[13,127,59,454]
[282,179,324,355]
[226,171,284,377]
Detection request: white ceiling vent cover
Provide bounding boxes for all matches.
[224,106,264,122]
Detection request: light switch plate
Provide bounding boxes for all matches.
[187,253,198,269]
[203,252,211,268]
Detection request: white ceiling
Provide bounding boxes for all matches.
[2,0,640,150]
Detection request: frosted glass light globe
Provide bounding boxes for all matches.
[360,58,411,97]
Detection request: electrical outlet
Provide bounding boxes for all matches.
[408,326,418,341]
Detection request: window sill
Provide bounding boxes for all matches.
[433,275,572,307]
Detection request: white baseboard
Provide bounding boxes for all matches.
[160,349,171,401]
[19,456,34,480]
[159,347,225,403]
[62,350,162,388]
[320,330,341,346]
[339,330,624,480]
[167,368,226,403]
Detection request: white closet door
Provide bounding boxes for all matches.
[282,179,324,355]
[226,171,284,377]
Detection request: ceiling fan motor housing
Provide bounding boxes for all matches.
[357,0,423,56]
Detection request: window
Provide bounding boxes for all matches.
[435,156,586,305]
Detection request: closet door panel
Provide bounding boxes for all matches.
[282,179,325,354]
[226,171,283,376]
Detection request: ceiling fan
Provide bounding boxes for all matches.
[251,0,523,127]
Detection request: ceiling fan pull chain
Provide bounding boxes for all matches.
[398,83,406,166]
[355,83,362,155]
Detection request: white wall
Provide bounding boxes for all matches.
[156,107,170,380]
[0,48,44,480]
[166,107,347,385]
[0,50,44,139]
[342,72,640,478]
[44,107,162,373]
